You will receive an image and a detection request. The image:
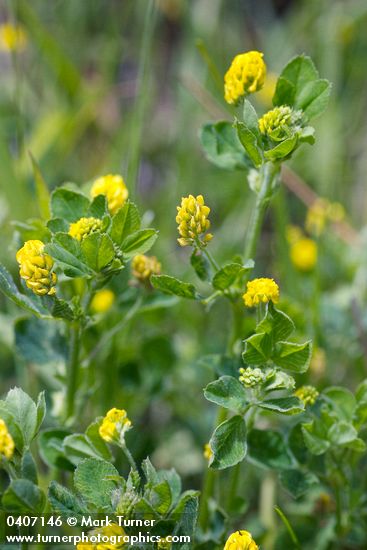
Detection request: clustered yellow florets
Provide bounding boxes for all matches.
[91,174,128,216]
[76,523,126,550]
[176,195,212,247]
[99,408,132,443]
[224,51,266,105]
[90,289,115,314]
[295,385,319,407]
[258,105,294,137]
[243,278,279,308]
[224,530,259,550]
[131,254,161,282]
[239,367,265,388]
[0,23,27,52]
[0,419,15,460]
[16,240,57,297]
[203,443,213,462]
[68,217,103,241]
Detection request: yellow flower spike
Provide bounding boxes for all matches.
[0,419,15,460]
[76,523,126,550]
[176,194,212,247]
[243,278,279,308]
[90,289,115,314]
[131,254,161,282]
[290,238,317,272]
[224,530,259,550]
[0,23,27,52]
[203,443,213,462]
[258,105,294,136]
[69,217,103,241]
[91,174,128,215]
[99,408,132,443]
[224,51,266,105]
[295,385,319,407]
[16,240,57,297]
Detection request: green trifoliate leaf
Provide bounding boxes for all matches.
[273,55,331,120]
[279,469,318,499]
[2,479,46,514]
[48,481,86,517]
[204,376,248,413]
[242,332,272,365]
[4,387,38,447]
[274,340,312,373]
[80,233,115,271]
[74,458,119,511]
[257,397,304,415]
[209,415,247,470]
[46,233,92,278]
[212,260,254,291]
[151,275,199,300]
[200,121,252,171]
[50,188,90,222]
[248,429,293,470]
[235,121,263,167]
[110,201,141,245]
[301,421,330,455]
[256,302,295,342]
[121,229,158,259]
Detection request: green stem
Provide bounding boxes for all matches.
[244,162,280,261]
[199,407,227,530]
[203,246,220,272]
[65,321,81,421]
[121,443,137,471]
[226,462,241,510]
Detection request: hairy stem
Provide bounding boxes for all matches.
[65,321,81,421]
[245,162,280,261]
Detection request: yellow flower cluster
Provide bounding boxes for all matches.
[224,530,259,550]
[0,419,15,460]
[224,51,266,105]
[290,237,317,272]
[258,105,293,136]
[91,174,128,215]
[243,278,279,308]
[76,524,126,550]
[306,198,345,236]
[69,217,102,241]
[99,408,132,443]
[176,195,212,247]
[0,23,27,52]
[90,289,115,313]
[16,240,57,296]
[295,385,319,407]
[131,254,161,282]
[203,443,213,462]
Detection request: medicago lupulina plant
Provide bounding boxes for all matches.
[0,50,367,550]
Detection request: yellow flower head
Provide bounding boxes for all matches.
[69,217,103,241]
[91,174,128,215]
[90,289,115,314]
[259,105,302,140]
[0,419,15,460]
[203,443,213,462]
[16,240,57,297]
[224,51,266,105]
[295,385,319,407]
[76,523,126,550]
[176,194,212,247]
[243,278,279,308]
[224,530,259,550]
[290,238,317,272]
[0,23,27,52]
[99,408,132,443]
[131,254,161,282]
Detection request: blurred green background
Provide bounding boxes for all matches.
[1,0,367,489]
